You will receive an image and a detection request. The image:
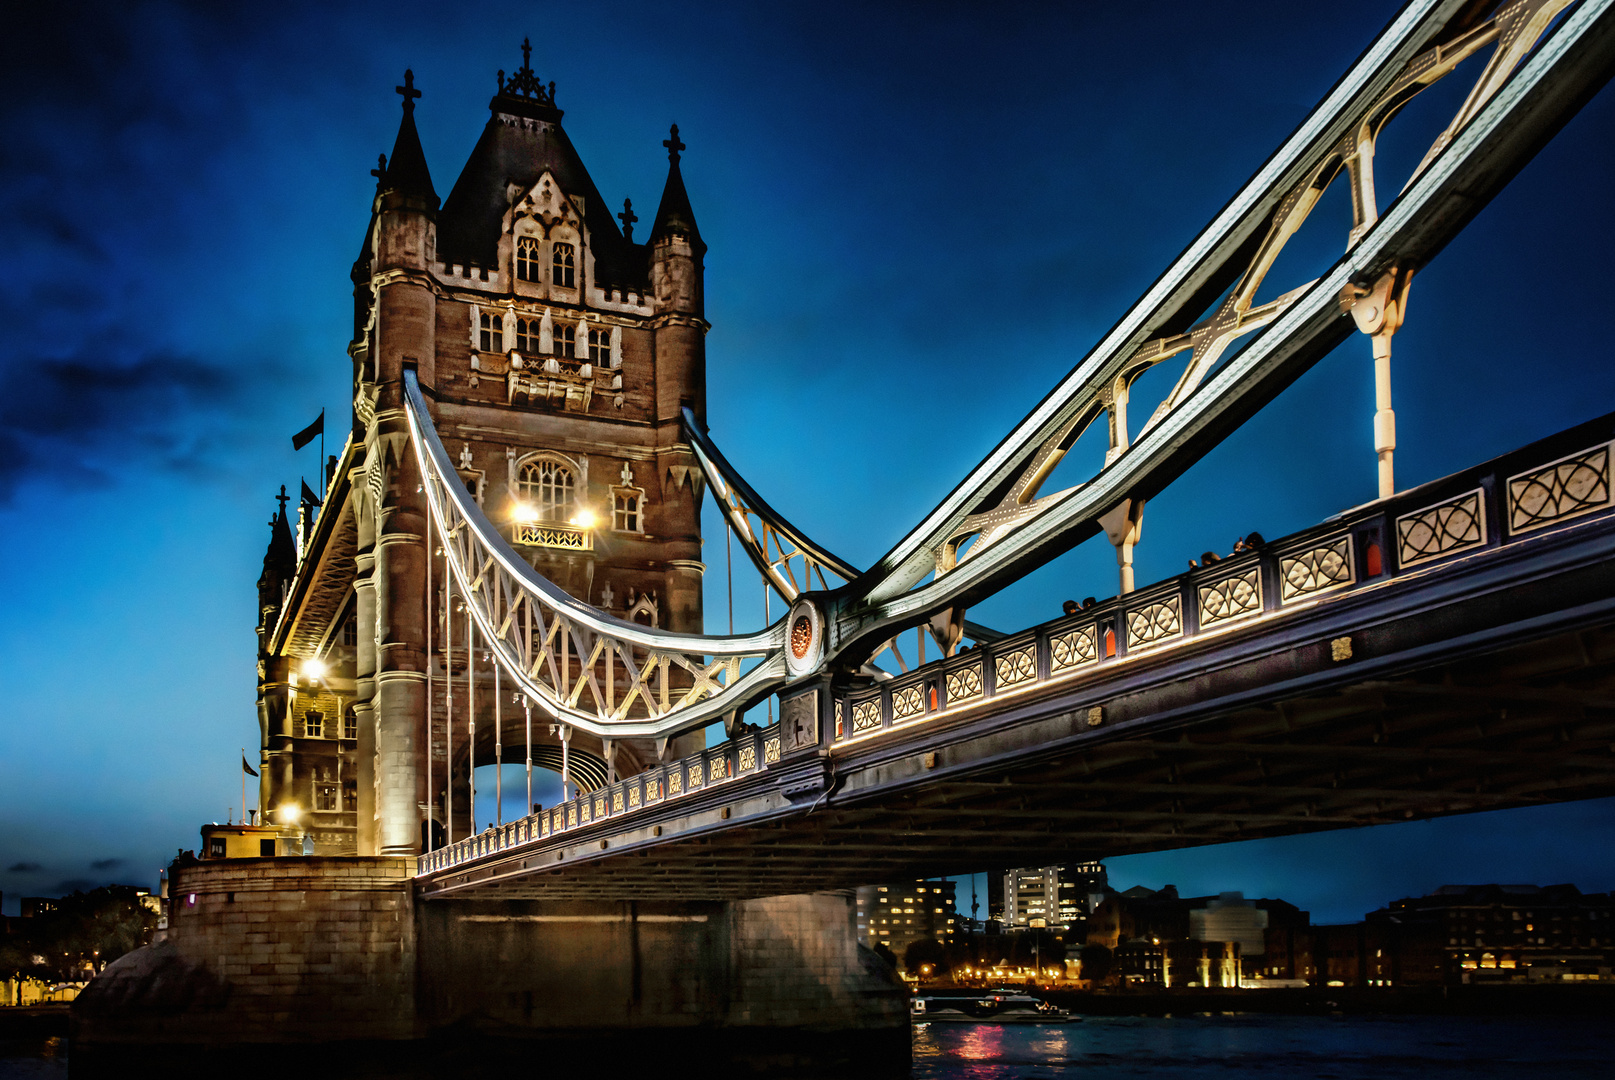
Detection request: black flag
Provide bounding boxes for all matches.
[291,410,324,451]
[300,479,323,507]
[242,755,259,778]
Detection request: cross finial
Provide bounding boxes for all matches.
[663,124,685,164]
[521,37,532,71]
[395,69,421,114]
[618,197,637,242]
[276,484,289,511]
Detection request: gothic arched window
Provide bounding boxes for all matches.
[516,236,541,282]
[516,317,539,353]
[516,457,576,522]
[552,242,575,288]
[553,324,575,356]
[588,328,610,365]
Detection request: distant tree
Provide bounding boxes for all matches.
[0,887,157,981]
[1078,943,1114,982]
[903,938,948,978]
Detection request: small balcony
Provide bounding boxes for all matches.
[512,521,592,552]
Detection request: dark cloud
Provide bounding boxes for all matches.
[89,858,124,871]
[6,861,43,873]
[52,879,96,894]
[0,350,238,502]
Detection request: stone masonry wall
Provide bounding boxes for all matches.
[75,856,417,1046]
[727,891,908,1031]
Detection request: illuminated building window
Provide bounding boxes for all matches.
[552,242,575,288]
[554,324,575,356]
[516,237,541,282]
[612,490,642,533]
[516,317,540,353]
[316,784,337,811]
[516,457,576,522]
[304,709,324,738]
[479,311,503,352]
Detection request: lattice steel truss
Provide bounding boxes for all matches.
[405,372,784,738]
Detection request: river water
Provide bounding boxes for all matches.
[913,1015,1615,1078]
[5,1016,1613,1078]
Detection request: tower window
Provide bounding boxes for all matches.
[479,312,503,352]
[613,490,641,533]
[304,709,324,739]
[516,317,540,354]
[589,328,610,365]
[554,324,575,356]
[516,236,541,282]
[316,784,338,812]
[552,242,575,288]
[516,458,576,522]
[343,707,357,740]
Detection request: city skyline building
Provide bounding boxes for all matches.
[856,879,960,955]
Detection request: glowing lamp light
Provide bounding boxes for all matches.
[302,658,327,680]
[280,803,301,825]
[570,509,597,529]
[511,502,540,524]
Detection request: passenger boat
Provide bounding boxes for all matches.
[910,989,1074,1023]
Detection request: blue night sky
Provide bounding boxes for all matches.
[1,1,1611,922]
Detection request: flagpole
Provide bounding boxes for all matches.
[241,748,247,829]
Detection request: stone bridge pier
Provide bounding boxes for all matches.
[71,857,909,1077]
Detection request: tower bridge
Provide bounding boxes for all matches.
[75,2,1615,1072]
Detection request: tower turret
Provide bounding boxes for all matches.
[649,124,706,426]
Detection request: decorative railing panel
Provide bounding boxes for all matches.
[1396,489,1487,568]
[1508,443,1612,534]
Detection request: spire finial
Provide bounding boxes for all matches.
[371,154,387,184]
[276,484,289,512]
[618,197,638,242]
[395,69,422,115]
[663,124,685,165]
[497,39,557,108]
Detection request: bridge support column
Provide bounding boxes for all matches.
[373,436,429,856]
[353,545,378,856]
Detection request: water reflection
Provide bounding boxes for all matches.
[914,1015,1615,1079]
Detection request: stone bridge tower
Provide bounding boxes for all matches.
[256,45,711,857]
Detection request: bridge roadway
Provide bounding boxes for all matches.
[420,413,1615,901]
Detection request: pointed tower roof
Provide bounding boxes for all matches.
[649,124,703,250]
[436,41,645,291]
[259,486,297,592]
[379,69,439,209]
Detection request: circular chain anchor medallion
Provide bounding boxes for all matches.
[784,598,824,679]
